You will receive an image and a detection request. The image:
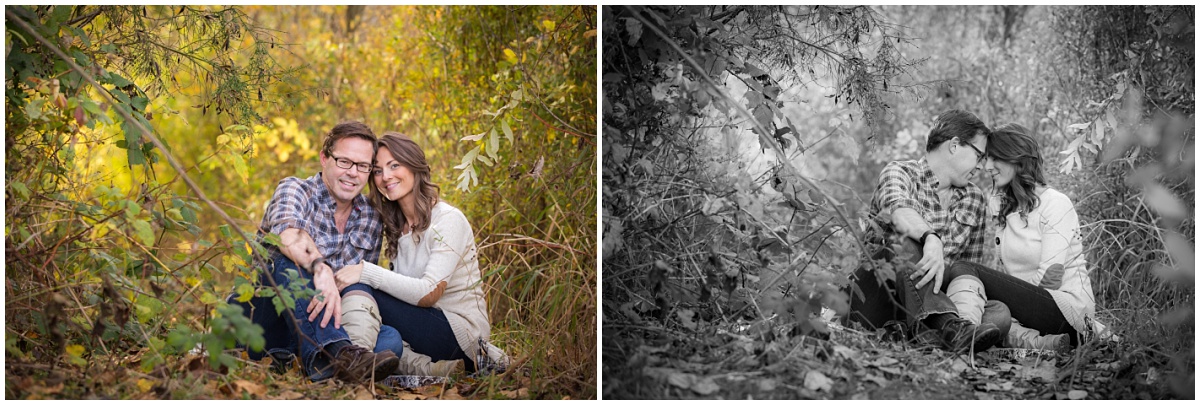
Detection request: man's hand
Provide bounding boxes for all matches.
[911,235,945,292]
[334,262,363,291]
[306,263,342,329]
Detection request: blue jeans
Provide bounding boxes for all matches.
[846,238,959,331]
[340,283,474,371]
[228,253,352,381]
[376,324,404,355]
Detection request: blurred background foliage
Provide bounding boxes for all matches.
[603,5,1191,399]
[6,5,595,399]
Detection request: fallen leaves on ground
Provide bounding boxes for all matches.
[604,313,1177,399]
[5,350,534,400]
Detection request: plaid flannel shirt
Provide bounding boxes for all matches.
[866,158,987,265]
[259,172,382,271]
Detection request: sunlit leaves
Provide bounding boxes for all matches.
[500,119,514,143]
[65,344,87,367]
[131,219,155,246]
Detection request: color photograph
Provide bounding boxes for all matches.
[6,5,596,399]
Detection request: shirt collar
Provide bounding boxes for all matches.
[917,158,940,190]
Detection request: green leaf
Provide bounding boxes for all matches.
[132,96,149,112]
[225,124,251,133]
[70,26,91,47]
[487,126,500,160]
[25,98,44,120]
[120,112,146,165]
[457,169,473,191]
[230,153,249,184]
[106,72,133,88]
[10,181,30,199]
[71,49,92,68]
[455,146,480,170]
[500,120,514,143]
[262,232,282,247]
[461,130,486,142]
[219,224,233,241]
[81,98,103,115]
[181,205,197,223]
[132,219,155,246]
[235,282,255,303]
[46,6,73,34]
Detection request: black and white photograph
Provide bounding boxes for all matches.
[601,5,1193,400]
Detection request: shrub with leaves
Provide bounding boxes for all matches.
[602,5,918,398]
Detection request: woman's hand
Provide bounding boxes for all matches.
[335,262,364,291]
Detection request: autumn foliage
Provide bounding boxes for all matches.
[5,5,595,399]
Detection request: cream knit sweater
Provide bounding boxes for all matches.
[997,187,1095,335]
[360,202,490,358]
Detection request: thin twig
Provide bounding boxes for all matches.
[625,7,874,269]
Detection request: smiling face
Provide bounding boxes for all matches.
[320,137,375,206]
[985,157,1017,189]
[947,133,988,187]
[372,146,416,204]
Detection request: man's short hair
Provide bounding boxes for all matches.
[321,121,377,157]
[926,110,990,152]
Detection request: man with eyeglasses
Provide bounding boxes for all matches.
[230,120,399,383]
[844,109,1006,353]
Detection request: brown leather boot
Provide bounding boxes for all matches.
[940,317,1003,353]
[332,345,399,383]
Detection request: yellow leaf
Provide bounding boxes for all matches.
[216,134,231,146]
[66,344,85,358]
[503,48,518,64]
[137,378,153,393]
[542,20,556,31]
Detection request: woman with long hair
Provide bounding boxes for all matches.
[948,123,1096,351]
[334,132,508,376]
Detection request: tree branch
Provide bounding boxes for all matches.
[624,6,874,267]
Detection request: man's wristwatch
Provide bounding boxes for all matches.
[308,257,327,274]
[919,230,941,246]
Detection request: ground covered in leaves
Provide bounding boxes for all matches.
[603,317,1180,399]
[6,350,544,400]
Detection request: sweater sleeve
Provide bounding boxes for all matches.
[1035,192,1079,289]
[358,210,472,307]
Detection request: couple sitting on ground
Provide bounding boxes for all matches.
[229,121,508,384]
[846,109,1098,354]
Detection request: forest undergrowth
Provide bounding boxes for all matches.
[602,5,1193,400]
[5,5,596,400]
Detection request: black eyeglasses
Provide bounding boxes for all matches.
[328,153,372,173]
[962,140,985,162]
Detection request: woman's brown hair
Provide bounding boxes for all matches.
[368,133,441,260]
[987,123,1046,228]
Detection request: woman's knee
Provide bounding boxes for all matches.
[944,261,982,280]
[341,283,373,296]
